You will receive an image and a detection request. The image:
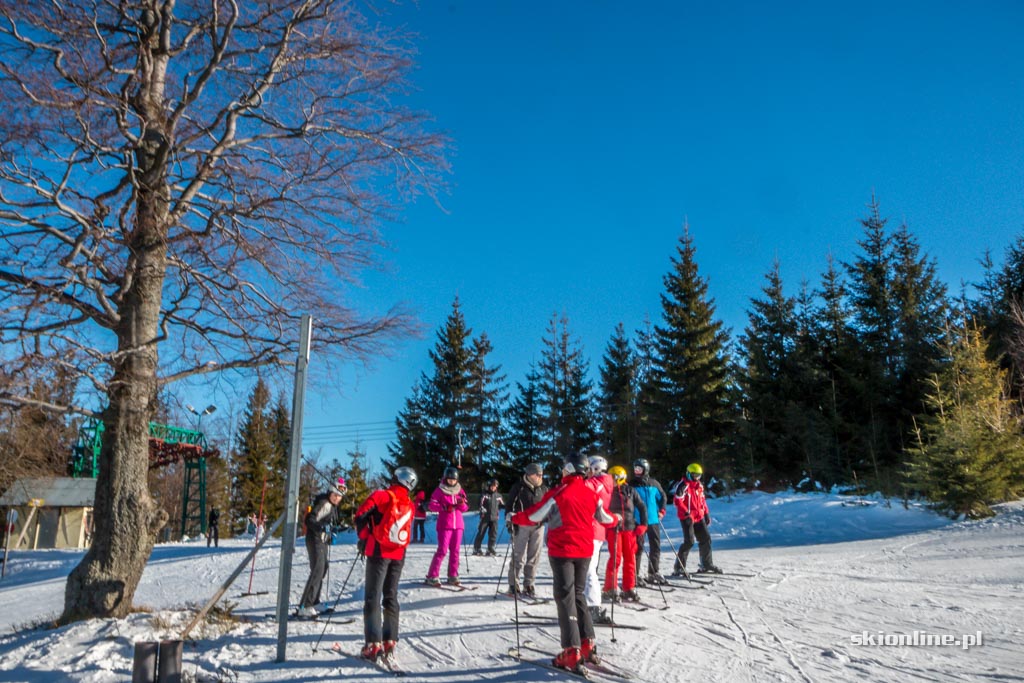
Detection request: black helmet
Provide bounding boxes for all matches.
[633,458,650,475]
[562,451,589,476]
[443,466,459,481]
[393,466,418,491]
[487,478,499,487]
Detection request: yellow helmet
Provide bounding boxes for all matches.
[608,465,627,484]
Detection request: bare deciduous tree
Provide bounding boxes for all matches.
[0,1,446,622]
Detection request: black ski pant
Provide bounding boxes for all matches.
[363,555,405,644]
[299,534,328,608]
[413,518,426,543]
[473,519,498,552]
[675,517,713,571]
[549,555,595,649]
[634,522,662,581]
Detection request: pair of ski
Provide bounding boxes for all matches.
[424,582,479,593]
[498,590,552,606]
[519,611,646,630]
[291,607,357,624]
[507,642,635,682]
[332,642,406,677]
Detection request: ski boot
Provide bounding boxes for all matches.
[581,638,602,665]
[671,566,690,579]
[360,642,383,661]
[589,605,613,624]
[698,565,723,574]
[552,646,585,674]
[446,575,461,586]
[472,549,484,556]
[621,589,640,602]
[523,585,536,598]
[381,640,398,667]
[424,576,441,586]
[601,588,620,603]
[486,548,497,556]
[647,572,669,585]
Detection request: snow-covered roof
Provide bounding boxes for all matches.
[0,477,97,507]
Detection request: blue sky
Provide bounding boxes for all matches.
[270,1,1024,476]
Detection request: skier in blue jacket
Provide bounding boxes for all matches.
[630,458,668,585]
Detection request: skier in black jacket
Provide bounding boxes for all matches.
[297,484,344,617]
[473,479,504,555]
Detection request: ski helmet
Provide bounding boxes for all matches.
[633,458,650,475]
[686,463,703,477]
[393,466,418,491]
[487,478,499,488]
[562,451,589,476]
[608,465,627,485]
[588,455,608,475]
[443,466,459,481]
[524,462,544,477]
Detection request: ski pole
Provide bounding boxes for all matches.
[312,548,365,653]
[659,522,693,582]
[494,529,514,598]
[640,543,670,608]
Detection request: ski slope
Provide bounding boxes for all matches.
[1,491,1021,682]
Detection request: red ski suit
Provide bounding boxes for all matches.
[674,478,709,524]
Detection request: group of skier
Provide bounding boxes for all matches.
[296,452,721,674]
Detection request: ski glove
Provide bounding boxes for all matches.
[705,515,712,527]
[634,524,648,538]
[658,508,666,519]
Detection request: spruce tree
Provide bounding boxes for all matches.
[386,298,504,491]
[337,444,374,527]
[907,325,1024,518]
[230,378,276,534]
[597,323,640,465]
[651,229,735,478]
[537,313,598,472]
[505,366,547,480]
[737,261,800,482]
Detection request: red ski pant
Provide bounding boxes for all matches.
[603,529,638,592]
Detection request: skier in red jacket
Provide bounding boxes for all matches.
[672,462,722,576]
[354,466,418,666]
[513,452,620,675]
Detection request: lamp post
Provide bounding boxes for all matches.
[185,403,217,433]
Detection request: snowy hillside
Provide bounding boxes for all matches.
[1,491,1022,682]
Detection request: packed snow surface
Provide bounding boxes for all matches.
[1,490,1021,682]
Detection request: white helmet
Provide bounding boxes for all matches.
[588,455,608,475]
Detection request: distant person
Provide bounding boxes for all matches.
[604,465,646,602]
[473,478,504,556]
[673,463,722,575]
[425,467,469,586]
[513,453,620,674]
[296,483,344,617]
[354,466,417,664]
[207,507,220,548]
[631,458,668,585]
[505,462,548,597]
[412,489,428,543]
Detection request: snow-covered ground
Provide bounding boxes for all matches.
[1,491,1022,682]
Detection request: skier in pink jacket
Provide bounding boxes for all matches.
[425,466,469,586]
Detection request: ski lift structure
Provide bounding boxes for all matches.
[70,417,220,540]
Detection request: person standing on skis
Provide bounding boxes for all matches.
[630,458,668,585]
[513,452,620,674]
[472,478,504,556]
[296,483,344,617]
[584,455,614,624]
[505,462,548,596]
[672,462,722,575]
[603,465,647,602]
[354,466,417,664]
[425,466,469,586]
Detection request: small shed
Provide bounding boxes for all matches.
[0,477,96,550]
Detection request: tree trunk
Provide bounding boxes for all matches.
[61,173,170,621]
[62,12,172,617]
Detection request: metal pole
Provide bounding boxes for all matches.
[275,315,313,663]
